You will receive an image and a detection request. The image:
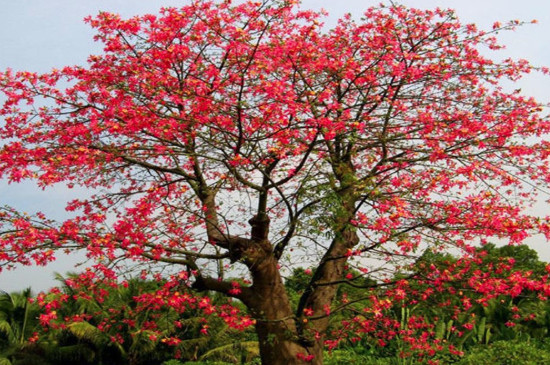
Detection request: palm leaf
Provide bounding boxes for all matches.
[47,344,96,363]
[199,341,259,363]
[67,322,105,345]
[0,321,14,342]
[175,336,211,355]
[67,322,127,358]
[128,330,159,354]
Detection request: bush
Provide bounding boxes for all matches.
[161,361,184,365]
[324,349,393,365]
[456,340,550,365]
[162,361,231,365]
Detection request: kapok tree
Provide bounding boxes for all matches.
[2,1,550,364]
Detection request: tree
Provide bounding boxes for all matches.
[371,245,550,359]
[46,273,256,364]
[0,289,44,365]
[47,274,173,365]
[1,1,550,363]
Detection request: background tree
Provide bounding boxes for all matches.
[1,1,550,364]
[44,273,256,365]
[0,289,45,365]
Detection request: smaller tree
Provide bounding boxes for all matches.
[0,288,43,365]
[38,272,256,365]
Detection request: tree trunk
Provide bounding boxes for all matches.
[246,254,324,364]
[255,319,323,365]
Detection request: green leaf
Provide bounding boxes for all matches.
[0,321,14,341]
[435,320,445,340]
[476,317,486,343]
[67,322,104,345]
[446,319,454,340]
[199,341,259,363]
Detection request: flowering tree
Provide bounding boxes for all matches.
[2,1,550,363]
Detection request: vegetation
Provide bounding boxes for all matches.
[0,244,549,364]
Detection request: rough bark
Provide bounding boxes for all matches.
[293,158,361,357]
[248,255,317,364]
[242,215,324,364]
[296,227,359,347]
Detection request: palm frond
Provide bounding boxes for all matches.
[199,341,259,363]
[67,322,105,346]
[47,343,96,363]
[128,330,159,354]
[0,321,14,342]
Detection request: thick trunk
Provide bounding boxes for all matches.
[246,253,324,364]
[255,318,323,365]
[243,183,359,364]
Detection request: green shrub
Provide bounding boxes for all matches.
[324,349,393,365]
[456,340,550,365]
[162,360,231,365]
[161,360,185,365]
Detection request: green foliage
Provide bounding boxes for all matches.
[0,288,49,365]
[486,244,547,276]
[285,268,312,295]
[199,341,259,364]
[434,319,454,341]
[456,340,550,365]
[172,362,233,365]
[3,243,550,365]
[161,361,184,365]
[0,288,36,347]
[324,349,391,365]
[46,275,257,365]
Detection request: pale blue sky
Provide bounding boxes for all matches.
[1,0,549,292]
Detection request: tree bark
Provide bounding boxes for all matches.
[247,253,323,365]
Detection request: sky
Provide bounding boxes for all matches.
[1,0,549,293]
